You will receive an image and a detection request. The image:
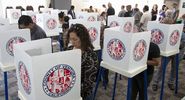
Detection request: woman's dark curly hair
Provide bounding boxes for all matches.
[67,23,94,51]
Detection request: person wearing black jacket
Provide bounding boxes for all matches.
[68,5,76,19]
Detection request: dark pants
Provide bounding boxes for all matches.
[131,71,154,100]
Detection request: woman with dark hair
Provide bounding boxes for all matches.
[67,24,99,100]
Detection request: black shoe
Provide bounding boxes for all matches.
[152,84,158,91]
[168,83,175,90]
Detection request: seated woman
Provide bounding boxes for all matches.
[66,24,99,100]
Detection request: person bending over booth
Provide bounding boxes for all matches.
[18,15,47,40]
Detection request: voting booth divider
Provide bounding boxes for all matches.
[14,38,82,100]
[36,13,60,37]
[22,11,38,23]
[40,8,54,14]
[7,9,21,24]
[102,27,151,74]
[0,29,30,67]
[0,18,9,25]
[69,19,101,50]
[147,21,183,56]
[76,12,98,21]
[107,16,134,33]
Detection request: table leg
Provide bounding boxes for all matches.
[144,70,148,100]
[4,72,9,100]
[175,54,179,94]
[160,57,169,100]
[127,78,132,100]
[93,67,103,100]
[112,73,118,100]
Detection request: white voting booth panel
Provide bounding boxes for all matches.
[0,18,9,25]
[84,13,98,22]
[14,38,81,100]
[69,19,101,50]
[36,13,60,37]
[0,24,18,30]
[40,8,54,14]
[76,12,87,19]
[148,22,183,56]
[22,11,38,23]
[103,27,151,72]
[7,9,21,24]
[0,29,30,66]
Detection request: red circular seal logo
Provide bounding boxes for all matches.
[18,61,31,95]
[31,15,36,23]
[151,29,164,44]
[46,18,57,30]
[12,12,20,19]
[133,40,147,61]
[169,30,180,46]
[88,16,96,21]
[123,22,132,33]
[110,21,119,27]
[107,39,126,60]
[6,37,26,56]
[43,64,76,97]
[88,27,98,42]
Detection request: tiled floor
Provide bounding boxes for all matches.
[0,43,185,100]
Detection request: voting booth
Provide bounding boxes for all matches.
[7,9,21,24]
[103,27,151,72]
[0,18,9,25]
[69,19,101,50]
[40,8,53,14]
[36,13,60,36]
[0,29,30,66]
[22,11,38,23]
[76,12,87,19]
[76,12,98,21]
[14,38,81,100]
[148,22,183,56]
[108,16,134,33]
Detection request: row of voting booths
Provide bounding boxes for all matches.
[0,8,184,100]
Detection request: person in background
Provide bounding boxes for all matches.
[68,5,76,19]
[99,12,107,26]
[134,8,143,27]
[118,5,126,17]
[16,6,25,11]
[66,24,99,100]
[102,4,107,13]
[26,6,34,11]
[18,15,47,40]
[132,4,138,16]
[124,5,133,17]
[107,2,115,16]
[88,6,94,13]
[159,5,167,21]
[58,11,65,27]
[38,5,45,13]
[172,3,179,23]
[139,5,151,31]
[160,9,174,24]
[151,4,158,21]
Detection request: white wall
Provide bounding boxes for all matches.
[0,0,47,18]
[179,0,185,17]
[72,0,164,15]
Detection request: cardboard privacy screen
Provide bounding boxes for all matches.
[7,9,21,24]
[14,38,81,100]
[108,16,134,33]
[36,13,60,36]
[148,21,183,56]
[69,19,101,50]
[0,29,30,66]
[76,12,98,21]
[103,27,151,71]
[0,18,9,25]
